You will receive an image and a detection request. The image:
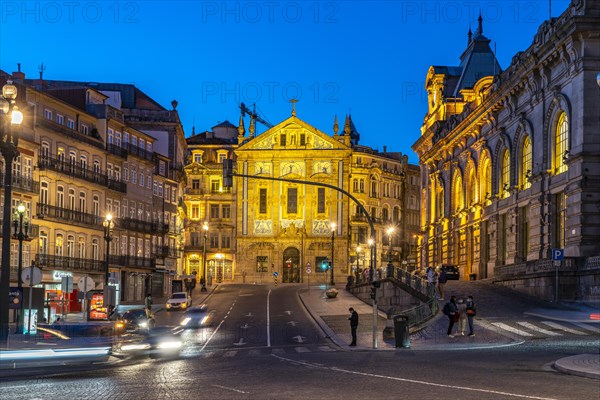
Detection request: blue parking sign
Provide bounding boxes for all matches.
[552,249,564,261]
[273,271,279,277]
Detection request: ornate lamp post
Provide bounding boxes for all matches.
[0,79,24,343]
[330,222,336,286]
[368,238,374,283]
[201,221,208,292]
[103,213,114,287]
[13,203,29,334]
[355,245,361,283]
[386,226,395,263]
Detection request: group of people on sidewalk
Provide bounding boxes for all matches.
[443,295,477,337]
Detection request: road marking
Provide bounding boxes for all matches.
[491,322,534,337]
[292,335,306,343]
[516,322,561,336]
[572,322,600,334]
[223,350,237,358]
[318,346,335,352]
[540,321,586,335]
[200,319,226,352]
[271,354,558,400]
[294,347,310,353]
[267,289,271,347]
[212,384,248,394]
[233,338,246,346]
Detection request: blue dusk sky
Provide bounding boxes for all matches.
[1,1,569,163]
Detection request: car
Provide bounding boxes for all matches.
[179,304,214,329]
[166,292,192,311]
[118,326,184,359]
[116,309,155,333]
[440,265,460,280]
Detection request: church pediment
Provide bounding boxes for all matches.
[237,116,349,151]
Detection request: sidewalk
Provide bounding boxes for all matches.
[297,284,600,380]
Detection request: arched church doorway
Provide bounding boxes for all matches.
[282,247,300,283]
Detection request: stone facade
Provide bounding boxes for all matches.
[184,112,421,285]
[412,1,600,301]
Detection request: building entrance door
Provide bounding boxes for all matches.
[282,247,300,283]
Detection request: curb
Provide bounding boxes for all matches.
[296,289,347,349]
[553,354,600,380]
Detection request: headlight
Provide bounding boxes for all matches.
[138,321,148,328]
[200,316,209,325]
[181,303,187,308]
[166,304,171,309]
[180,317,191,326]
[115,322,125,329]
[121,343,151,351]
[157,340,182,350]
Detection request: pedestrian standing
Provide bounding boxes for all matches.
[442,296,458,337]
[145,293,153,318]
[457,298,468,335]
[426,267,438,297]
[437,268,447,300]
[348,307,359,346]
[465,295,477,336]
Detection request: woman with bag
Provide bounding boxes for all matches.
[465,295,477,336]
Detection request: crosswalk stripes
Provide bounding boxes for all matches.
[541,321,586,335]
[491,322,533,337]
[516,321,562,336]
[491,320,600,338]
[572,322,600,334]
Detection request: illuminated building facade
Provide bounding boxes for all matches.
[412,2,600,300]
[184,110,420,284]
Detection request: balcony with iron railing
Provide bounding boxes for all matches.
[37,118,104,150]
[114,217,169,234]
[127,143,154,161]
[38,154,127,193]
[153,245,180,258]
[37,203,103,228]
[0,172,40,194]
[107,143,128,158]
[0,219,40,239]
[109,254,155,269]
[36,254,104,273]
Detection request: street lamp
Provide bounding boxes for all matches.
[13,203,29,334]
[386,226,395,263]
[355,245,361,283]
[330,222,336,286]
[103,213,114,287]
[201,222,208,292]
[368,237,374,283]
[0,79,24,343]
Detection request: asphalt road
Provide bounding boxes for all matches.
[1,285,598,400]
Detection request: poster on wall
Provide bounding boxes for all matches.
[23,309,38,334]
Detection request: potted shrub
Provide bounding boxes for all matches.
[325,288,338,298]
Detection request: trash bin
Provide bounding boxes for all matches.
[469,273,477,281]
[393,315,410,348]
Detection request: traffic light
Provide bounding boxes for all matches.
[222,158,233,188]
[321,259,330,271]
[371,280,380,300]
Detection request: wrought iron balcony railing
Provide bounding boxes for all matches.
[38,154,127,193]
[36,254,104,273]
[37,203,103,228]
[0,172,40,194]
[109,254,155,269]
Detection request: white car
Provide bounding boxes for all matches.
[166,292,192,311]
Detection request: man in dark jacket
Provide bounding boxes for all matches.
[465,295,476,336]
[443,296,458,337]
[348,307,359,346]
